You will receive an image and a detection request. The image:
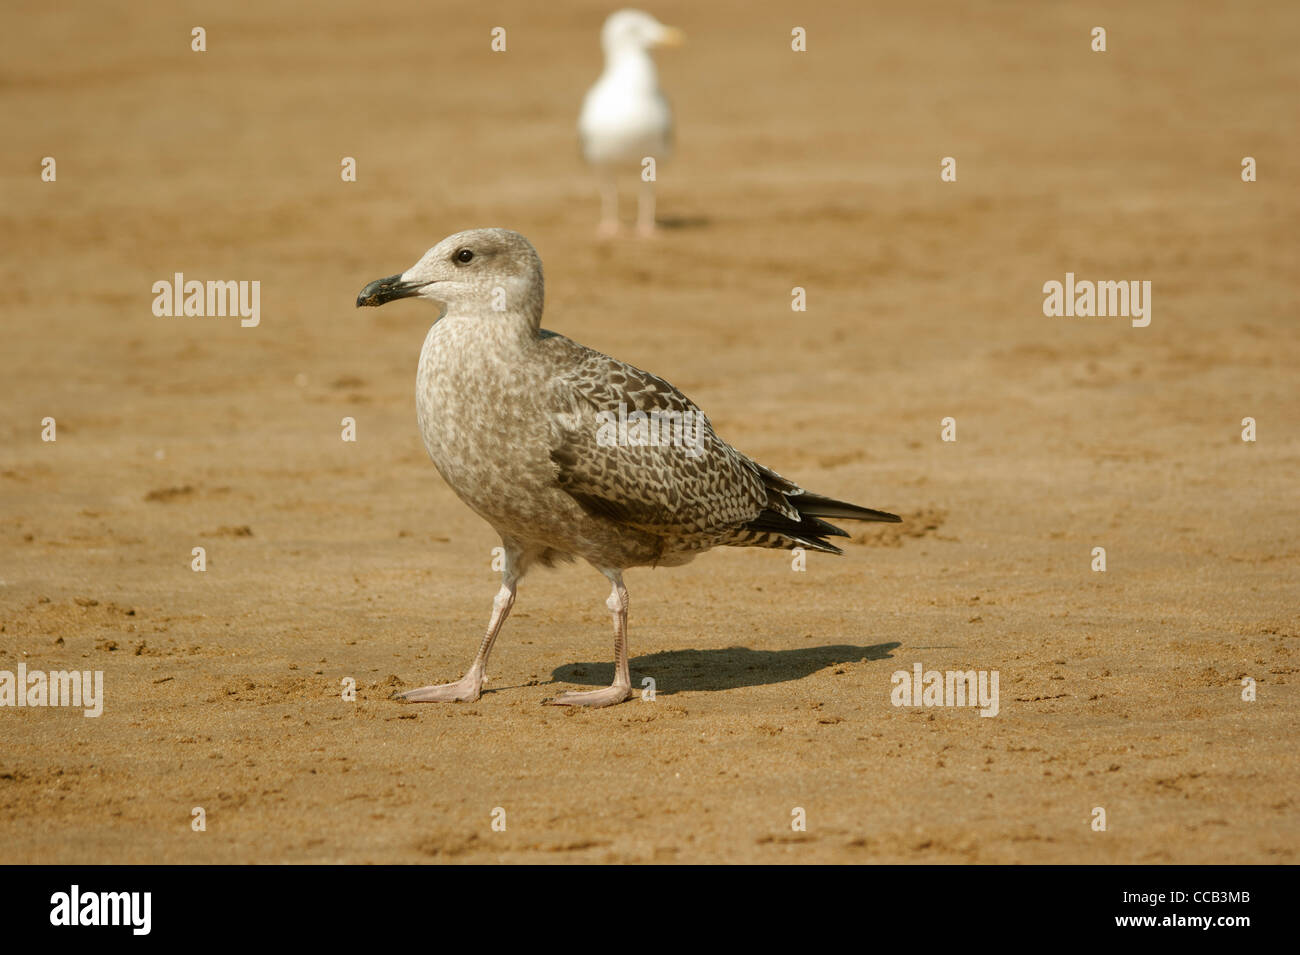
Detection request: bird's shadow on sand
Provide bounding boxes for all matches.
[550,642,901,695]
[655,214,710,230]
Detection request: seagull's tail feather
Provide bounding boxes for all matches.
[749,462,901,525]
[741,510,849,555]
[791,490,902,525]
[727,463,901,554]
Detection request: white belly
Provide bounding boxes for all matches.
[579,82,672,165]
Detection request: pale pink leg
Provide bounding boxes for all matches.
[398,571,517,703]
[597,174,619,237]
[550,571,632,707]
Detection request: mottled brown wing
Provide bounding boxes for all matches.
[542,337,772,537]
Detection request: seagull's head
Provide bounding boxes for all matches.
[356,228,545,324]
[602,9,684,58]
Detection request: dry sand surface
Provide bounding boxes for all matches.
[2,0,1297,864]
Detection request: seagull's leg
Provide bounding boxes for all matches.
[597,172,619,238]
[635,179,656,237]
[551,570,632,707]
[397,551,520,703]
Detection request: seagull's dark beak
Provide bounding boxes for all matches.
[356,274,422,308]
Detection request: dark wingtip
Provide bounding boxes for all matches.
[793,491,903,525]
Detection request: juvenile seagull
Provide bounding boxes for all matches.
[578,9,683,237]
[357,229,899,707]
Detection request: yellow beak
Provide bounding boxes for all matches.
[657,26,685,48]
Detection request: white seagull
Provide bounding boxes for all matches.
[578,9,684,237]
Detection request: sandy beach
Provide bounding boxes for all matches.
[1,0,1296,863]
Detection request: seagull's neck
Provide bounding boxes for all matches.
[601,46,660,93]
[436,307,541,356]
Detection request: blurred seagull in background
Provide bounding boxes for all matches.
[356,229,900,708]
[579,9,683,237]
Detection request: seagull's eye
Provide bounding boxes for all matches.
[455,249,474,264]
